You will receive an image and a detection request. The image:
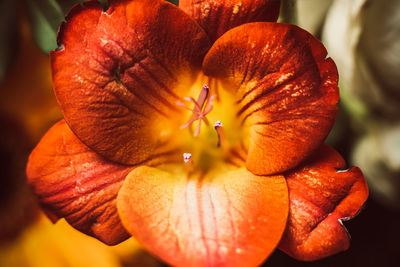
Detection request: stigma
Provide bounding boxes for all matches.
[177,84,215,136]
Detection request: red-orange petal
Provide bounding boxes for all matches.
[51,0,210,165]
[179,0,280,42]
[278,144,369,261]
[117,165,288,267]
[203,23,339,175]
[26,120,133,245]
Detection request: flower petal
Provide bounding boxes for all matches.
[51,0,211,165]
[203,23,339,175]
[179,0,280,42]
[117,165,288,266]
[278,144,368,261]
[26,120,133,245]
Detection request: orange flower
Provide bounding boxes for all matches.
[26,0,368,266]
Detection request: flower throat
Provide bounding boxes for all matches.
[176,84,246,173]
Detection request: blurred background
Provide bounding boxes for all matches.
[0,0,399,266]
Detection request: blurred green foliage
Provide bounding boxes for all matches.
[167,0,178,5]
[26,0,108,54]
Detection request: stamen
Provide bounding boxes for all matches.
[214,120,225,147]
[177,84,216,136]
[214,120,223,128]
[183,153,192,163]
[183,152,194,172]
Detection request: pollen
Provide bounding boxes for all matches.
[214,120,223,128]
[183,153,192,163]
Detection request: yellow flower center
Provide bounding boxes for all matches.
[171,79,249,173]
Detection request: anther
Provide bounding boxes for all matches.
[183,152,194,172]
[183,153,192,163]
[214,120,225,147]
[176,84,215,136]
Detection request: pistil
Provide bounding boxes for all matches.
[177,84,215,136]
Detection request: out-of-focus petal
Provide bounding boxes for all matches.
[117,164,288,267]
[26,120,133,245]
[0,18,61,142]
[203,23,338,175]
[0,214,161,267]
[296,0,333,35]
[323,0,400,118]
[179,0,280,42]
[278,144,368,261]
[352,123,400,209]
[52,0,211,165]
